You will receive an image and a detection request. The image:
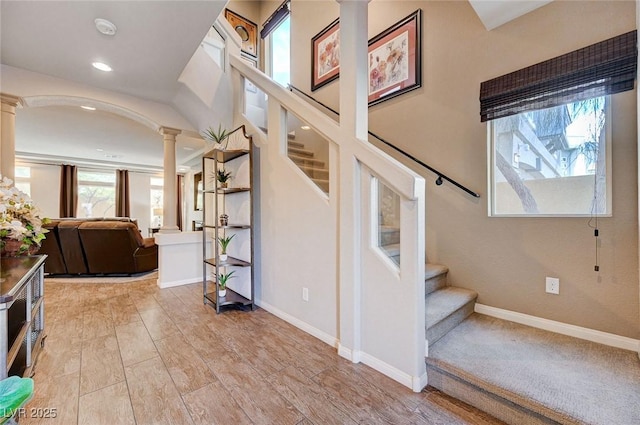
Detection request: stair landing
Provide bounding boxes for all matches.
[427,313,640,425]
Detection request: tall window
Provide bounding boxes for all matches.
[77,170,115,218]
[481,30,636,217]
[14,165,31,196]
[150,177,164,227]
[262,0,290,87]
[270,15,290,87]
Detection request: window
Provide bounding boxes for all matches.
[150,177,163,227]
[489,97,610,216]
[77,170,115,218]
[269,15,290,87]
[14,165,31,196]
[481,30,636,217]
[262,0,290,87]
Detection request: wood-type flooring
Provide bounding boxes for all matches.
[20,277,505,424]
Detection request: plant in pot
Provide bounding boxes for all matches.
[217,234,235,261]
[217,270,235,298]
[216,169,232,188]
[202,124,230,150]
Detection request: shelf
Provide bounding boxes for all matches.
[203,187,251,194]
[204,288,252,309]
[204,256,251,267]
[203,224,251,230]
[203,149,250,163]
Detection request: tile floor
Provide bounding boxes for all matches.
[19,276,504,424]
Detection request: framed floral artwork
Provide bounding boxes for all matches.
[311,18,340,91]
[368,9,422,106]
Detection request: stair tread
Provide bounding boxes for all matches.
[297,164,328,172]
[425,287,477,329]
[288,154,325,165]
[288,147,315,157]
[426,313,640,425]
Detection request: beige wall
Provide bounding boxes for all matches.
[291,0,639,339]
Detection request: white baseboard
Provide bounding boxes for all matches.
[359,352,427,393]
[256,299,339,348]
[156,276,201,289]
[475,304,640,353]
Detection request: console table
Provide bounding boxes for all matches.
[0,255,46,379]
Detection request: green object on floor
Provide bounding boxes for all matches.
[0,376,34,424]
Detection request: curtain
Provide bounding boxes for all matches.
[176,174,183,231]
[260,0,289,39]
[115,169,130,217]
[59,164,77,217]
[480,30,637,122]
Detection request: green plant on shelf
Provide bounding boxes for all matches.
[217,234,235,255]
[218,270,236,290]
[216,169,232,188]
[202,124,230,150]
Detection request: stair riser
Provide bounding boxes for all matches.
[380,229,400,246]
[426,366,557,425]
[290,156,325,168]
[427,300,475,347]
[301,168,329,180]
[425,272,447,295]
[288,147,315,158]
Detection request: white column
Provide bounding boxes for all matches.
[337,0,370,363]
[159,126,181,233]
[1,93,22,181]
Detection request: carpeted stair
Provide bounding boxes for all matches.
[426,313,640,425]
[287,140,329,193]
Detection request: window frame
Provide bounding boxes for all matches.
[487,97,613,218]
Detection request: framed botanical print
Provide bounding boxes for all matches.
[368,10,422,106]
[311,18,340,91]
[225,9,259,58]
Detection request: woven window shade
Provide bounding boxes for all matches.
[480,30,637,122]
[260,0,289,39]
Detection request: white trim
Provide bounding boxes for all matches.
[156,276,201,289]
[337,344,361,363]
[359,352,428,393]
[475,304,640,352]
[256,299,339,348]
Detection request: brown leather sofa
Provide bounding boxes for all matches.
[40,218,157,275]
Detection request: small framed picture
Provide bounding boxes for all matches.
[311,18,340,91]
[225,9,258,58]
[368,10,422,106]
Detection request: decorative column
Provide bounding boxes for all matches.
[159,126,181,233]
[1,93,22,181]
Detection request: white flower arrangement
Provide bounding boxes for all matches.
[0,175,49,255]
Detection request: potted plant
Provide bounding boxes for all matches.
[202,124,230,150]
[217,234,235,261]
[217,270,235,297]
[216,169,232,188]
[0,175,50,256]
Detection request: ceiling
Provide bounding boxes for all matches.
[1,0,552,171]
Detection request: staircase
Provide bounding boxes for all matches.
[287,140,329,193]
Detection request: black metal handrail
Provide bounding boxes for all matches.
[288,84,480,198]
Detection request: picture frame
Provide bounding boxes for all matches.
[225,9,258,58]
[194,172,203,211]
[368,10,422,106]
[311,18,340,91]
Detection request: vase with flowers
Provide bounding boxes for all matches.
[0,176,49,257]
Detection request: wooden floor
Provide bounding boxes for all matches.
[21,276,505,425]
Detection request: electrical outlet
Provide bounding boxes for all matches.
[302,287,309,302]
[545,277,559,294]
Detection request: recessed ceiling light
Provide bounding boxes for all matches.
[183,147,194,151]
[81,105,96,111]
[104,154,123,159]
[95,18,117,36]
[92,62,112,72]
[301,125,311,130]
[96,148,104,152]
